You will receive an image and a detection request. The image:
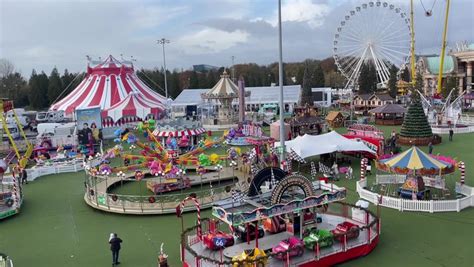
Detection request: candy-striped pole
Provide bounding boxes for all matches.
[459,161,465,185]
[11,168,19,208]
[179,196,201,240]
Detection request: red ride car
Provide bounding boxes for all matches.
[202,231,235,250]
[331,221,360,242]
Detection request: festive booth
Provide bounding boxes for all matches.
[270,120,291,141]
[152,126,206,150]
[325,111,345,128]
[50,55,166,122]
[369,104,406,125]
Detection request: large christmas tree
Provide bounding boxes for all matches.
[399,100,432,138]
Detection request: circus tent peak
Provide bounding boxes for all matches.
[50,55,166,116]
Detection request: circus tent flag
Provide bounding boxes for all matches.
[50,55,166,115]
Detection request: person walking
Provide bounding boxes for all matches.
[109,233,123,266]
[449,128,454,141]
[20,167,28,184]
[428,142,433,154]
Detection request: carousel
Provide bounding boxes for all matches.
[374,146,456,200]
[179,170,380,267]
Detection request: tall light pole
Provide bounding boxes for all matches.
[278,0,285,163]
[158,38,170,98]
[231,56,236,82]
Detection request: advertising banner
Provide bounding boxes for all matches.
[75,106,102,130]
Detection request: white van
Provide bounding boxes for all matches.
[36,122,77,148]
[0,124,20,140]
[5,109,30,128]
[36,111,66,123]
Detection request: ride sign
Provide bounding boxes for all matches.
[213,237,226,248]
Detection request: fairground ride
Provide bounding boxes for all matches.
[0,99,32,168]
[333,1,411,90]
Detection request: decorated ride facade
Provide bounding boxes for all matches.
[343,124,385,159]
[180,170,380,267]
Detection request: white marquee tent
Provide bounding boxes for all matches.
[275,131,375,159]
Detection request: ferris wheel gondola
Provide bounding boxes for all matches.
[333,1,411,89]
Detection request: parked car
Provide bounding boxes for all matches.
[235,223,264,241]
[303,228,334,250]
[331,221,360,242]
[272,236,304,260]
[202,230,235,250]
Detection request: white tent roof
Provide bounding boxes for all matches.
[275,131,375,158]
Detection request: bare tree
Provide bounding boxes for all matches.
[0,58,15,78]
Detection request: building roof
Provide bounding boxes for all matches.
[173,85,301,106]
[371,94,394,101]
[369,103,406,114]
[202,71,239,99]
[354,94,372,100]
[424,55,455,75]
[326,111,343,121]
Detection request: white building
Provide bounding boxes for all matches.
[172,85,302,118]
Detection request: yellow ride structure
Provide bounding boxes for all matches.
[0,99,32,168]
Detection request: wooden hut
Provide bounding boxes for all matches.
[325,111,345,128]
[369,104,406,125]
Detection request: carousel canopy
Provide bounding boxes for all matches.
[152,127,206,137]
[380,146,451,170]
[201,71,238,99]
[102,92,165,122]
[275,131,375,158]
[50,55,166,115]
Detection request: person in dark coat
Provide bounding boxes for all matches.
[109,233,123,265]
[20,168,28,184]
[428,142,433,154]
[449,128,454,141]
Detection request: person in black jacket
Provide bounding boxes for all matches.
[20,168,28,184]
[109,233,123,265]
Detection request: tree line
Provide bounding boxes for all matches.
[0,57,346,110]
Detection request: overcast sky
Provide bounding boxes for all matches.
[1,0,473,76]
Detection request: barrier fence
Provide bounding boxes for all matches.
[84,175,237,215]
[357,179,474,213]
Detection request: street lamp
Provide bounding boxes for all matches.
[158,38,170,99]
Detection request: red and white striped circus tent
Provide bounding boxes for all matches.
[50,55,166,119]
[101,92,166,127]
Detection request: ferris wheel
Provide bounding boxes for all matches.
[333,1,411,89]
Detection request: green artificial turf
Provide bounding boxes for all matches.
[0,125,473,267]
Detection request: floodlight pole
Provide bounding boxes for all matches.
[158,38,170,99]
[278,0,285,162]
